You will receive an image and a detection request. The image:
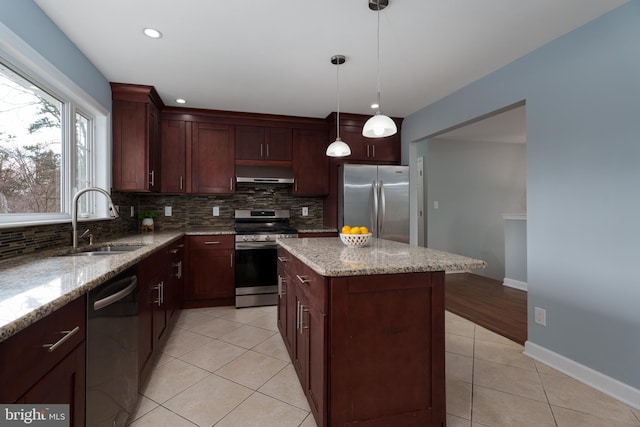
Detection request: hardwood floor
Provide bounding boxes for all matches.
[444,272,527,345]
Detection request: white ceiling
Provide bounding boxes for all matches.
[34,0,627,120]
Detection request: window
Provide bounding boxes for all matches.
[0,27,109,227]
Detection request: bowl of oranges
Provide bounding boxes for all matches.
[340,225,372,247]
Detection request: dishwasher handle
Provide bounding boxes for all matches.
[94,276,138,311]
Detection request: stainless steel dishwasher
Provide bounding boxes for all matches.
[86,267,138,427]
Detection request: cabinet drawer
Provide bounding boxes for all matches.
[188,235,234,250]
[0,295,86,402]
[290,255,327,313]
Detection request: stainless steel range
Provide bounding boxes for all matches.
[234,209,298,308]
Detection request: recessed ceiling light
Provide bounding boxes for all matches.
[143,28,162,39]
[176,98,186,104]
[370,103,379,109]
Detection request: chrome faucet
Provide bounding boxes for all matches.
[72,187,119,248]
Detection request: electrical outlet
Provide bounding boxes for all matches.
[130,206,135,217]
[213,206,220,216]
[534,307,546,326]
[164,206,172,216]
[302,207,309,216]
[433,201,439,209]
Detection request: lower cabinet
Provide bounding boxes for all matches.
[278,247,446,427]
[185,235,235,307]
[0,296,86,427]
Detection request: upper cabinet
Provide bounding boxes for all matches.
[111,83,164,192]
[326,112,403,164]
[161,120,187,193]
[192,122,235,194]
[235,125,292,165]
[292,128,329,196]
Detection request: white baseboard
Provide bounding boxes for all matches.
[503,277,527,291]
[524,341,640,410]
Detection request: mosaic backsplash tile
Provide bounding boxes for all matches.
[0,186,324,260]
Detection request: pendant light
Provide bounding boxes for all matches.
[326,54,352,157]
[362,0,397,138]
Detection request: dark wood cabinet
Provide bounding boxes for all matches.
[340,124,399,162]
[161,120,188,193]
[111,83,163,192]
[192,123,235,194]
[236,125,292,164]
[185,235,235,307]
[278,246,446,427]
[166,238,185,319]
[0,296,86,427]
[292,128,329,196]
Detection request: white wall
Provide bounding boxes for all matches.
[425,138,526,280]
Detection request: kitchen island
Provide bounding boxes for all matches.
[276,237,486,427]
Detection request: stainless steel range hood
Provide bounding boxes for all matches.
[236,165,295,184]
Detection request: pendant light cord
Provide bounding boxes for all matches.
[336,57,340,139]
[376,0,381,112]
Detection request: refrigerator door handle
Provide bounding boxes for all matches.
[372,179,379,237]
[379,180,386,236]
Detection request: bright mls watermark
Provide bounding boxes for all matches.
[0,405,69,426]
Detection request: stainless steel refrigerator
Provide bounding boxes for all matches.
[338,164,410,243]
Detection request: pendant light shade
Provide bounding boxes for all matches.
[363,112,397,138]
[326,55,351,157]
[363,0,397,139]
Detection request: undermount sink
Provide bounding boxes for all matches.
[61,245,146,257]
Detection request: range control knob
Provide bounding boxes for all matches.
[242,236,248,241]
[251,235,258,241]
[264,235,271,241]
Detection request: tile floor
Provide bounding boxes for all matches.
[127,306,640,427]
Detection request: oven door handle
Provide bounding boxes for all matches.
[235,241,279,250]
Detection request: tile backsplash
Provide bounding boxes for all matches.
[0,185,325,261]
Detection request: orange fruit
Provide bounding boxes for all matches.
[341,225,351,234]
[360,226,369,234]
[351,227,361,234]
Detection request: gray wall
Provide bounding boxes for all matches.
[425,138,526,281]
[402,2,640,391]
[0,0,111,110]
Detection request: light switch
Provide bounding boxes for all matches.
[433,201,439,209]
[164,206,172,216]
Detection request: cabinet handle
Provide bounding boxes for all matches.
[296,301,301,331]
[277,275,282,297]
[230,253,233,267]
[301,305,309,331]
[229,177,233,191]
[367,144,370,157]
[294,180,297,192]
[43,326,80,353]
[169,249,179,254]
[260,143,264,158]
[179,175,183,190]
[277,256,288,263]
[266,143,270,158]
[296,274,310,284]
[149,170,155,186]
[372,144,375,157]
[175,261,182,279]
[204,241,220,245]
[154,282,163,306]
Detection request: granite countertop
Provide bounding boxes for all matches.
[297,228,339,234]
[0,232,184,343]
[277,237,487,277]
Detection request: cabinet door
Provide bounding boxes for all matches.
[192,122,235,194]
[265,127,292,161]
[23,343,86,427]
[292,128,329,196]
[148,102,161,191]
[305,300,326,425]
[235,125,265,160]
[112,100,150,191]
[161,120,187,193]
[187,249,235,301]
[276,251,290,351]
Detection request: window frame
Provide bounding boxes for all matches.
[0,22,111,228]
